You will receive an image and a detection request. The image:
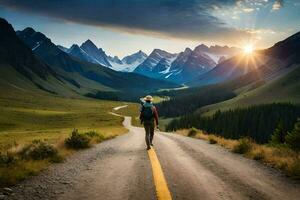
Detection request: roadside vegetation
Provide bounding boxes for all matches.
[176,118,300,179]
[0,129,118,186]
[65,129,115,149]
[0,88,129,186]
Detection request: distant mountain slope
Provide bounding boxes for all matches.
[62,41,147,72]
[189,31,300,87]
[134,49,177,77]
[68,44,97,64]
[188,55,265,86]
[190,44,240,63]
[80,40,112,67]
[200,64,300,116]
[57,45,69,53]
[170,48,193,72]
[12,24,178,100]
[165,46,216,83]
[133,44,229,84]
[263,31,300,63]
[0,18,74,96]
[108,55,122,65]
[121,50,148,72]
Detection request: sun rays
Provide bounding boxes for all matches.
[243,44,254,54]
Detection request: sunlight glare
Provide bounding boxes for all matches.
[243,44,254,54]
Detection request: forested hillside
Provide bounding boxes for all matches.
[155,84,237,117]
[166,103,300,143]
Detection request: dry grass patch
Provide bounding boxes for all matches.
[177,128,237,149]
[232,138,253,154]
[208,135,218,144]
[0,159,49,186]
[175,128,300,179]
[188,127,198,137]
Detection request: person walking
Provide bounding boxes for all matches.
[140,95,159,150]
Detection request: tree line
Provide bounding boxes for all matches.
[166,103,300,144]
[156,86,235,117]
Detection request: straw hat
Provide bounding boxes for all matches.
[144,95,153,102]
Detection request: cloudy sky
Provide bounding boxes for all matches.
[0,0,299,57]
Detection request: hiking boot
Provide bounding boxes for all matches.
[150,143,154,146]
[147,146,151,150]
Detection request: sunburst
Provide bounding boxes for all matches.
[243,44,254,55]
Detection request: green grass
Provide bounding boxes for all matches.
[114,103,141,127]
[0,84,129,151]
[200,64,300,116]
[0,84,130,186]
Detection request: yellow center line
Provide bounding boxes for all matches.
[148,148,172,200]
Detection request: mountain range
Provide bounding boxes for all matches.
[58,41,148,72]
[0,18,176,101]
[13,22,241,85]
[56,36,240,84]
[2,16,298,111]
[133,45,240,83]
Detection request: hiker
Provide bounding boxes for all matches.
[140,95,159,150]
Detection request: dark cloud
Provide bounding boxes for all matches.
[0,0,250,42]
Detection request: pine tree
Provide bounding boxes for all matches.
[285,118,300,151]
[166,103,300,144]
[270,121,286,145]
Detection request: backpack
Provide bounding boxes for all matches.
[141,104,154,121]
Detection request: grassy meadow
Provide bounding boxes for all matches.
[114,103,141,127]
[0,84,135,186]
[0,89,128,152]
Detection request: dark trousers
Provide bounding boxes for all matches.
[143,120,154,148]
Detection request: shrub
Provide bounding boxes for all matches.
[84,131,99,138]
[84,131,106,144]
[252,150,265,160]
[85,131,105,142]
[232,138,253,154]
[188,127,198,137]
[285,118,300,151]
[65,129,91,149]
[208,136,217,144]
[0,152,17,166]
[19,140,59,160]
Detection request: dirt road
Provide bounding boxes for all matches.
[7,116,300,200]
